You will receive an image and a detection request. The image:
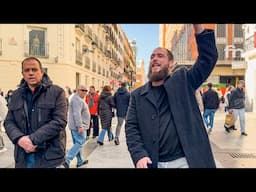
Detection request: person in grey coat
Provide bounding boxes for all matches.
[125,24,218,168]
[65,85,90,168]
[4,57,67,168]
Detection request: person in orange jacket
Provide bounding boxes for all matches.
[85,85,99,139]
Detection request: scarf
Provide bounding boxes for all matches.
[89,93,94,107]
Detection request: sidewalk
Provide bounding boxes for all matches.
[209,111,256,168]
[1,111,255,168]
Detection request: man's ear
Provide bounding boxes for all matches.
[169,61,177,72]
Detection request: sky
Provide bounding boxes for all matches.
[120,24,159,74]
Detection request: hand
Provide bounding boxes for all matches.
[78,127,85,134]
[136,157,152,168]
[18,135,37,153]
[193,24,205,34]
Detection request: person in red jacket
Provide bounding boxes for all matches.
[85,85,99,139]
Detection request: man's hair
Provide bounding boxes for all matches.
[120,82,126,87]
[21,57,43,70]
[207,82,213,88]
[154,47,174,61]
[102,85,111,92]
[166,48,174,61]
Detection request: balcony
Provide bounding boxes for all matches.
[75,24,85,36]
[84,25,93,40]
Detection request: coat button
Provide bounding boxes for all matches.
[151,114,156,119]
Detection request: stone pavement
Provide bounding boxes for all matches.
[209,110,256,168]
[1,111,256,168]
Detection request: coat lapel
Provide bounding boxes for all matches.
[140,83,157,108]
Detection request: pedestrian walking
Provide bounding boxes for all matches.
[113,82,130,145]
[65,85,90,168]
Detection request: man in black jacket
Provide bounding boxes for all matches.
[4,57,68,168]
[202,82,220,133]
[125,24,218,168]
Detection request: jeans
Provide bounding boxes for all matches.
[97,128,114,143]
[232,108,245,132]
[25,153,36,168]
[66,129,86,166]
[203,109,217,128]
[87,115,99,137]
[115,117,125,139]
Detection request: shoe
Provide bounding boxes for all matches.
[241,132,248,136]
[208,128,212,133]
[76,160,89,168]
[92,136,97,139]
[232,126,237,130]
[114,138,120,145]
[97,141,104,145]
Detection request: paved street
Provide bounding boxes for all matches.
[1,110,256,168]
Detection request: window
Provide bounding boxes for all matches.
[29,29,47,57]
[76,72,80,88]
[216,24,226,38]
[217,44,226,60]
[234,24,243,38]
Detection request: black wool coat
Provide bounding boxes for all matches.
[125,29,218,168]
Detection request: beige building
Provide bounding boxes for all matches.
[0,24,136,94]
[159,24,245,88]
[135,59,146,88]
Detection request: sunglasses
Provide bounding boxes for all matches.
[80,89,87,92]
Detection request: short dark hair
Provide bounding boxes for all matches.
[120,82,126,87]
[21,57,43,70]
[166,48,174,61]
[207,82,213,88]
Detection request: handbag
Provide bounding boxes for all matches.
[224,113,234,127]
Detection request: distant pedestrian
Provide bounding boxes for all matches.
[113,82,130,145]
[227,80,247,136]
[97,85,115,145]
[202,82,220,133]
[5,89,13,107]
[85,85,99,139]
[0,94,8,151]
[65,85,90,168]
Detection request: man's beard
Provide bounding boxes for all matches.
[147,65,169,82]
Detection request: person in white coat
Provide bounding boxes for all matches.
[0,94,8,151]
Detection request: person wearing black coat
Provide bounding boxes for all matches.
[125,24,218,168]
[113,82,130,145]
[4,57,67,168]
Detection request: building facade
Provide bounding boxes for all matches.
[0,24,136,94]
[159,24,245,89]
